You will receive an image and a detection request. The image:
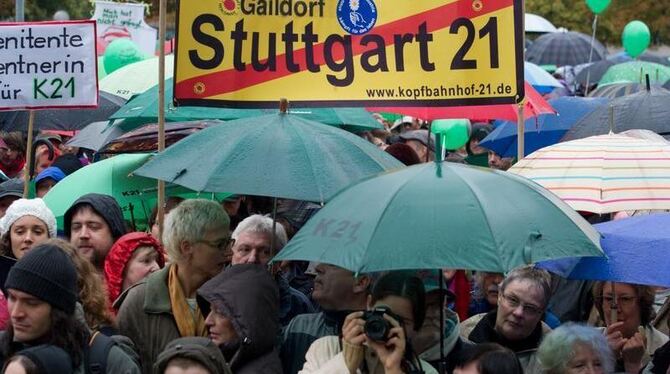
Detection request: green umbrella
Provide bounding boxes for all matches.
[599,61,670,86]
[133,113,403,203]
[109,78,382,133]
[43,153,229,231]
[273,161,603,274]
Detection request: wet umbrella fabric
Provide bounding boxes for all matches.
[273,161,603,274]
[538,214,670,288]
[99,54,175,100]
[0,92,126,132]
[65,121,126,152]
[599,61,670,86]
[43,153,228,230]
[132,113,403,203]
[587,82,654,99]
[99,120,220,154]
[110,78,382,132]
[526,31,607,67]
[563,86,670,141]
[525,62,563,94]
[480,97,607,158]
[525,13,557,33]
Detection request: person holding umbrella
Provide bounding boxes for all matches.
[593,281,669,373]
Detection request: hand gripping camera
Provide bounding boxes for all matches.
[363,306,403,342]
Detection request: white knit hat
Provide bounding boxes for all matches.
[0,198,57,238]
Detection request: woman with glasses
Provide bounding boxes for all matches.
[592,282,669,373]
[300,271,438,373]
[460,266,553,373]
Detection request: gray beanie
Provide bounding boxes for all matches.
[5,243,78,314]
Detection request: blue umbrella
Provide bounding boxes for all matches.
[480,97,608,157]
[538,214,670,287]
[525,61,562,94]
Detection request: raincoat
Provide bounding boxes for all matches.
[197,264,282,374]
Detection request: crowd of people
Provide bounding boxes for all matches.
[0,119,666,374]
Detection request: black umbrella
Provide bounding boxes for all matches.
[587,82,662,99]
[526,31,607,67]
[639,52,670,67]
[563,84,670,141]
[575,60,616,87]
[0,92,126,132]
[664,80,670,91]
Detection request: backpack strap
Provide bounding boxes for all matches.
[86,331,115,374]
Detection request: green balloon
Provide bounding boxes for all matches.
[431,119,471,150]
[97,56,107,79]
[622,21,651,59]
[103,38,145,74]
[585,0,611,14]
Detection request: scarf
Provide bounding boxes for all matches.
[468,311,543,353]
[168,264,207,337]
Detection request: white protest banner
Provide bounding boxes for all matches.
[92,1,158,56]
[0,20,98,111]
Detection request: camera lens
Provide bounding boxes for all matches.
[364,316,390,342]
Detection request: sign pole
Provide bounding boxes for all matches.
[516,0,525,160]
[22,110,34,197]
[15,0,24,21]
[157,0,167,240]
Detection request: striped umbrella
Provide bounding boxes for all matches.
[509,133,670,214]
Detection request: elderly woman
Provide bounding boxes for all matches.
[538,323,615,374]
[0,198,56,260]
[593,281,669,373]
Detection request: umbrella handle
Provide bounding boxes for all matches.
[29,138,55,179]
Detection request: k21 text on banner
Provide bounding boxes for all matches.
[0,20,98,111]
[173,0,524,108]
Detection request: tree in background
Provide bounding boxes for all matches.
[527,0,670,46]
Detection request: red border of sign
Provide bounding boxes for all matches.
[172,0,525,109]
[0,20,99,112]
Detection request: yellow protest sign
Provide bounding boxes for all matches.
[174,0,524,108]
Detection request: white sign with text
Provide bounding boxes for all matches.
[92,1,158,56]
[0,21,98,110]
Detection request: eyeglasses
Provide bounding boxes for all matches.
[500,293,544,316]
[599,295,638,307]
[198,237,235,252]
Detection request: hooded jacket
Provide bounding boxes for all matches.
[197,264,282,374]
[64,193,126,240]
[154,337,232,374]
[104,232,165,310]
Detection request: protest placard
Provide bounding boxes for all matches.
[0,20,98,111]
[173,0,524,108]
[92,1,158,56]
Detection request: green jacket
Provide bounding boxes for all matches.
[116,265,182,374]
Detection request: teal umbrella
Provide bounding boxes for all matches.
[599,61,670,85]
[133,113,403,203]
[273,161,603,274]
[109,78,382,133]
[43,153,229,231]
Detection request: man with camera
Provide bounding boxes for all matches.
[299,272,437,373]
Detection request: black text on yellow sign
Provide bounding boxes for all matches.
[174,0,524,108]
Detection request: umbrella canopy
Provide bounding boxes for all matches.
[273,161,602,274]
[480,97,608,158]
[43,153,228,230]
[525,13,557,33]
[526,30,607,67]
[100,120,220,154]
[509,133,670,214]
[525,62,563,94]
[538,214,670,287]
[64,121,126,152]
[368,83,555,122]
[599,61,670,86]
[575,59,616,87]
[99,55,175,100]
[133,113,403,203]
[0,92,126,132]
[110,78,382,133]
[563,86,670,141]
[587,82,653,99]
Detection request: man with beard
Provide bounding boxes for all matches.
[64,193,127,272]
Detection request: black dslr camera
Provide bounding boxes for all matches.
[363,306,403,342]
